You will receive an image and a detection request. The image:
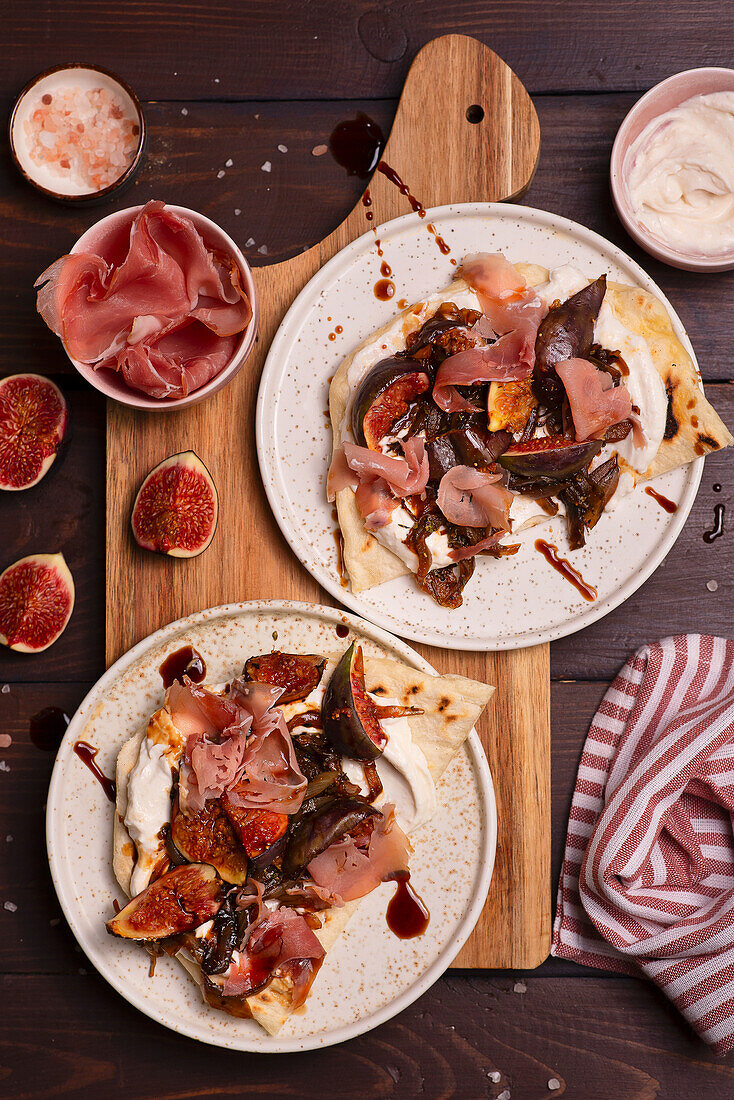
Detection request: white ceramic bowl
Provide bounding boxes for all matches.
[63,204,258,410]
[611,67,734,272]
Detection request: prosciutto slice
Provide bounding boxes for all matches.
[328,440,429,500]
[355,476,400,531]
[176,679,306,816]
[433,253,545,412]
[437,466,513,531]
[35,200,251,400]
[307,804,411,902]
[218,907,325,1005]
[448,531,505,562]
[556,358,633,441]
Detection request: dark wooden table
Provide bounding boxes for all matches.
[3,3,734,1096]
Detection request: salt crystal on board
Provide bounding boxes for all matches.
[245,237,255,247]
[217,170,225,179]
[707,580,719,592]
[234,208,241,215]
[498,1091,511,1100]
[548,1080,561,1092]
[513,981,527,994]
[261,161,272,172]
[1,684,9,693]
[257,245,268,255]
[0,734,11,748]
[488,1071,501,1083]
[278,144,288,153]
[225,158,233,167]
[181,107,188,116]
[5,835,12,843]
[312,144,328,156]
[4,901,17,912]
[0,761,10,772]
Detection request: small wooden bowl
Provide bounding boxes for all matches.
[611,67,734,272]
[62,204,259,411]
[9,63,146,204]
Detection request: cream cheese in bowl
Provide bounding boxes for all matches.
[624,92,734,257]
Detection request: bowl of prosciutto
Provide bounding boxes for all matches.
[35,200,258,409]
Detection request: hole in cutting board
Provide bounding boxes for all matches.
[465,104,485,124]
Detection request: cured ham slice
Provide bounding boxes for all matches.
[333,440,429,498]
[556,358,633,441]
[218,907,325,1006]
[437,466,513,531]
[35,200,251,400]
[307,804,411,902]
[433,253,545,412]
[355,477,400,531]
[448,531,505,562]
[176,678,306,816]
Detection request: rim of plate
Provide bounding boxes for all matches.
[256,201,703,651]
[46,599,496,1053]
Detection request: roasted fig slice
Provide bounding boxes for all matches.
[0,374,68,491]
[499,437,602,480]
[322,641,385,760]
[171,797,249,884]
[106,863,224,940]
[282,796,378,877]
[220,797,289,867]
[0,553,74,653]
[351,357,430,448]
[131,451,218,557]
[243,651,326,703]
[533,276,606,410]
[201,897,238,976]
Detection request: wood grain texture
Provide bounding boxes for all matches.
[105,36,547,969]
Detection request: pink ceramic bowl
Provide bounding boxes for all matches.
[611,67,734,273]
[65,204,258,410]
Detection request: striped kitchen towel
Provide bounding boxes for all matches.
[552,635,734,1054]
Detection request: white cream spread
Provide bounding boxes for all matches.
[125,735,175,897]
[624,91,734,257]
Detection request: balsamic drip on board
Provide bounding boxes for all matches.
[704,503,725,543]
[645,486,678,514]
[29,706,69,752]
[386,875,430,939]
[329,113,385,178]
[73,741,116,802]
[535,539,597,602]
[159,646,206,688]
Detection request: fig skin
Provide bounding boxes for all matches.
[282,796,378,877]
[533,276,607,411]
[0,553,74,653]
[0,373,68,492]
[131,450,218,558]
[170,797,249,885]
[322,641,385,761]
[106,863,225,940]
[427,426,512,480]
[499,437,602,480]
[220,797,289,866]
[243,652,326,703]
[351,357,430,448]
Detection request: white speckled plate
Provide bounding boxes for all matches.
[256,203,703,650]
[46,601,495,1052]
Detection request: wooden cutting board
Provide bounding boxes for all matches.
[106,34,550,969]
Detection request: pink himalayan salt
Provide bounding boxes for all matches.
[24,84,139,192]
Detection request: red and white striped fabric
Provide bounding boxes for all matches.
[552,635,734,1054]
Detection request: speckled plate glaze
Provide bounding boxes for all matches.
[257,203,703,650]
[46,601,495,1052]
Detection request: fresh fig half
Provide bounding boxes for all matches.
[0,553,74,653]
[220,796,289,866]
[106,863,224,940]
[322,641,385,761]
[499,437,602,480]
[131,451,218,557]
[0,374,68,491]
[170,796,249,884]
[243,651,326,703]
[351,357,431,448]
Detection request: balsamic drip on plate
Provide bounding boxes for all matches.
[73,741,116,802]
[535,539,597,602]
[159,645,207,688]
[386,875,430,938]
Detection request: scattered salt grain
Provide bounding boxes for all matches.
[278,144,288,153]
[0,734,11,748]
[4,902,17,912]
[312,144,328,157]
[6,836,12,843]
[254,113,260,119]
[181,107,188,116]
[707,580,719,592]
[498,1091,511,1100]
[225,157,233,167]
[0,761,10,772]
[548,1080,561,1092]
[234,208,241,216]
[245,237,256,248]
[217,169,225,179]
[1,684,9,693]
[214,78,220,84]
[488,1071,501,1083]
[257,245,269,255]
[261,161,272,173]
[513,981,527,994]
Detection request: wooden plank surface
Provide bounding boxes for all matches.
[105,34,548,970]
[1,2,734,1093]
